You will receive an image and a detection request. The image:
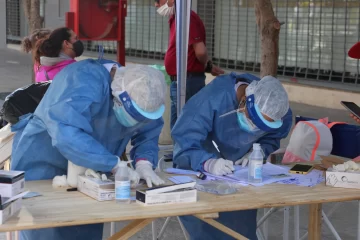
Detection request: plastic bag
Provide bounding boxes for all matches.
[195,180,237,195]
[282,118,333,163]
[149,64,171,86]
[0,81,51,124]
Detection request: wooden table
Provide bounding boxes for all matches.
[0,176,359,240]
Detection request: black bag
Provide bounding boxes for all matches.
[0,81,51,125]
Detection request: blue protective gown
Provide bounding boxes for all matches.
[11,59,163,240]
[172,72,292,240]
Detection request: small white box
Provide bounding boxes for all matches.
[0,170,25,198]
[0,198,22,224]
[77,175,115,201]
[136,183,197,206]
[326,170,360,189]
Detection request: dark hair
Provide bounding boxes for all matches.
[33,27,72,63]
[21,28,51,54]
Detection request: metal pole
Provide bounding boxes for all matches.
[283,207,290,240]
[117,0,127,66]
[176,0,191,116]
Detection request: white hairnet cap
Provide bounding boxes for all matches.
[245,76,289,120]
[111,64,166,112]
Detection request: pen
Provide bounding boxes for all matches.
[212,141,225,159]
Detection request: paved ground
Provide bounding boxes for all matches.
[1,47,359,240]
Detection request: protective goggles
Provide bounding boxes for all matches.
[114,91,165,122]
[221,94,283,132]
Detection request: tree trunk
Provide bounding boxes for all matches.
[254,0,281,78]
[22,0,43,83]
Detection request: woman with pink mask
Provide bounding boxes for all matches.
[33,27,84,82]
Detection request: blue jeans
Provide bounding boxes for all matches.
[170,73,206,130]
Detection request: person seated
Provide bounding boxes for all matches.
[21,28,51,80]
[171,72,292,240]
[11,59,166,240]
[33,27,83,82]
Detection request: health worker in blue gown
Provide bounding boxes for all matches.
[172,73,293,240]
[10,59,166,240]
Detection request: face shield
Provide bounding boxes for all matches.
[113,91,165,128]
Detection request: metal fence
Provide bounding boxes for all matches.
[5,0,360,85]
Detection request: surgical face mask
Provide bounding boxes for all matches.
[72,40,84,57]
[237,111,260,133]
[113,101,139,127]
[157,1,175,16]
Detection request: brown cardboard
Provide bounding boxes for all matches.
[320,156,345,169]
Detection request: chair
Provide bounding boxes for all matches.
[256,115,360,240]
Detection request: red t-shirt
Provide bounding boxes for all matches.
[164,11,206,76]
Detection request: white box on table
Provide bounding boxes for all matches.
[136,182,197,206]
[326,170,360,189]
[0,198,22,224]
[0,170,25,198]
[77,175,115,201]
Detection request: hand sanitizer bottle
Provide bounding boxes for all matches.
[248,143,264,183]
[115,161,131,204]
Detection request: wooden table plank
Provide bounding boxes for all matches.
[308,203,322,240]
[0,175,359,232]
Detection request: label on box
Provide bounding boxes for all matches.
[326,171,360,189]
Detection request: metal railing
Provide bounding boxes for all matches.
[5,0,360,85]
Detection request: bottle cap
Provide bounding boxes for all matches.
[253,143,261,150]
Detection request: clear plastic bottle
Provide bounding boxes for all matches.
[115,161,131,204]
[248,143,264,183]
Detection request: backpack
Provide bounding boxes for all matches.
[0,81,51,125]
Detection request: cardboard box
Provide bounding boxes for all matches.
[0,198,22,224]
[0,191,28,224]
[326,170,360,189]
[136,183,197,206]
[0,170,25,198]
[77,175,115,201]
[321,156,360,189]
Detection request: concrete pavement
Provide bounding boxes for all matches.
[0,46,359,240]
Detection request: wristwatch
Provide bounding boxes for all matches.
[205,60,213,73]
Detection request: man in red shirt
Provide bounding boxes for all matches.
[348,42,360,124]
[155,0,224,129]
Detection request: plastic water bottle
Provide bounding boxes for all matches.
[115,161,131,204]
[248,143,264,183]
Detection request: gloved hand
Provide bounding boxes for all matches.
[235,153,250,167]
[204,158,235,176]
[112,159,140,187]
[136,160,165,188]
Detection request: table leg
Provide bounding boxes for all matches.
[108,218,154,240]
[283,207,290,240]
[195,215,248,240]
[308,203,322,240]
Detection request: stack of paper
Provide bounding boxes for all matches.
[277,169,325,187]
[165,163,325,187]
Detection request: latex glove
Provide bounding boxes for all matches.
[127,167,140,187]
[204,158,235,176]
[135,160,165,188]
[235,153,250,167]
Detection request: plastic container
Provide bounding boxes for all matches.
[248,143,264,183]
[67,160,87,187]
[115,161,131,204]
